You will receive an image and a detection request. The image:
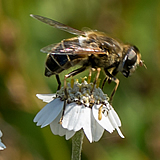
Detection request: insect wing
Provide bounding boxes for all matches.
[41,39,106,55]
[48,46,106,55]
[72,47,106,55]
[30,14,85,36]
[40,44,58,53]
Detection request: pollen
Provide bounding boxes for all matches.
[81,76,87,83]
[56,77,109,108]
[71,78,74,88]
[98,104,103,120]
[87,70,92,84]
[96,79,101,88]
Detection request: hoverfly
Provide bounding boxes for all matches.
[30,14,144,102]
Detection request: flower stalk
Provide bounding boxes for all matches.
[71,129,84,160]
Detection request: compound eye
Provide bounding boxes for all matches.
[123,48,137,69]
[127,49,137,66]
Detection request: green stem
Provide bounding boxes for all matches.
[71,129,84,160]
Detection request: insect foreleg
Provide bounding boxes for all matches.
[104,69,119,103]
[102,67,118,90]
[109,78,119,102]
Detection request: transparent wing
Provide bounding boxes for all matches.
[41,41,106,55]
[40,44,58,53]
[30,14,85,36]
[50,47,106,55]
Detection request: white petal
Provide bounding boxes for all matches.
[115,127,124,138]
[110,107,121,126]
[0,131,2,138]
[82,107,92,143]
[0,131,6,150]
[50,111,66,136]
[0,141,6,150]
[62,103,82,131]
[36,94,56,103]
[108,110,119,129]
[34,98,63,128]
[92,104,114,133]
[73,105,86,132]
[108,110,124,138]
[91,113,104,142]
[50,111,76,139]
[65,130,76,140]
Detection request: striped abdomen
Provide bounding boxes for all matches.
[45,53,83,77]
[44,38,87,77]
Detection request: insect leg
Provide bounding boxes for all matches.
[108,68,118,84]
[56,74,61,90]
[87,68,96,83]
[104,69,119,103]
[59,66,87,124]
[91,68,101,93]
[102,67,118,90]
[87,68,92,84]
[101,77,108,90]
[64,66,87,99]
[110,78,119,102]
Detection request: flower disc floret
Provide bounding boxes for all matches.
[56,81,109,108]
[34,80,124,143]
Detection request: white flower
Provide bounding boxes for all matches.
[0,130,6,150]
[34,80,124,143]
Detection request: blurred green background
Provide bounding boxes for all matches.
[0,0,160,159]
